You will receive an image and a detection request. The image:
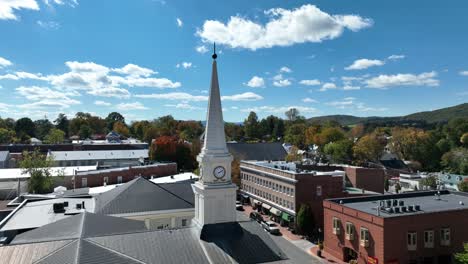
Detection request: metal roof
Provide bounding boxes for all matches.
[48,149,148,161]
[11,212,148,245]
[94,177,194,215]
[227,142,287,161]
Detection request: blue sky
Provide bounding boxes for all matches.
[0,0,467,122]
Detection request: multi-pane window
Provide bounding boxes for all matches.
[345,222,355,240]
[360,228,369,247]
[407,232,417,251]
[440,228,451,246]
[424,230,434,248]
[332,217,341,235]
[316,185,322,196]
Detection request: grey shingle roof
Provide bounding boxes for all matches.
[227,142,287,161]
[0,240,72,264]
[36,240,79,264]
[94,177,194,215]
[12,212,147,244]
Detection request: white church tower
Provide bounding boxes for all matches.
[192,44,237,226]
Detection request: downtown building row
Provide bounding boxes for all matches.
[238,160,383,229]
[323,190,468,264]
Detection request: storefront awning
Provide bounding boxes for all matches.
[262,203,272,210]
[282,212,292,221]
[251,199,261,205]
[270,207,282,216]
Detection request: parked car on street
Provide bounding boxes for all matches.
[262,221,280,235]
[249,212,263,222]
[236,201,244,211]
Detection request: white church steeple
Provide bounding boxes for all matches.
[192,44,237,226]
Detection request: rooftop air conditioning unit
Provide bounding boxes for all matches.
[53,203,65,213]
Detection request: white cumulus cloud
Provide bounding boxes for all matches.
[195,45,208,54]
[279,66,292,73]
[196,4,372,50]
[176,62,192,69]
[176,17,183,27]
[387,54,405,60]
[94,100,111,106]
[116,102,148,111]
[299,79,320,86]
[0,56,12,68]
[221,92,263,101]
[319,82,337,91]
[302,97,317,103]
[0,0,39,20]
[345,58,385,70]
[245,76,265,88]
[459,71,468,76]
[365,71,439,89]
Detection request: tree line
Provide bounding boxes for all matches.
[1,108,467,175]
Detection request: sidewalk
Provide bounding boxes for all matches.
[241,204,316,254]
[310,246,347,264]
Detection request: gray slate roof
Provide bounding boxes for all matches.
[227,142,287,161]
[3,211,288,264]
[12,212,147,245]
[94,177,194,215]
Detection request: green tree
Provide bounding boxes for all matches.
[445,118,468,147]
[0,128,16,144]
[284,123,307,148]
[44,128,65,144]
[20,149,61,194]
[244,111,260,140]
[79,124,92,139]
[285,146,302,162]
[296,204,315,236]
[420,176,438,189]
[106,112,125,131]
[458,181,468,193]
[384,178,390,192]
[441,148,468,175]
[225,123,244,142]
[34,119,54,140]
[454,243,468,264]
[154,115,178,136]
[15,117,35,140]
[113,121,129,137]
[395,182,401,194]
[285,108,300,122]
[353,133,385,164]
[54,113,69,137]
[323,139,353,164]
[130,121,150,140]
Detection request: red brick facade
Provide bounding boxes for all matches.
[323,198,468,264]
[57,163,177,189]
[345,167,385,194]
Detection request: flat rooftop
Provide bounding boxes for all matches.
[329,190,468,218]
[242,160,345,176]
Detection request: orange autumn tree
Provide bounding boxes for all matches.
[150,136,197,171]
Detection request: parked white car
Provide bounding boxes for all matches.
[261,221,280,235]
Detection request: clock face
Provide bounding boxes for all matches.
[213,166,226,179]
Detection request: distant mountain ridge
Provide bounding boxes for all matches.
[307,103,468,126]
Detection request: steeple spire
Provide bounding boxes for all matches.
[201,43,228,155]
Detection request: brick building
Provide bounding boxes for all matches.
[239,160,348,228]
[344,166,386,194]
[57,163,177,189]
[323,190,468,264]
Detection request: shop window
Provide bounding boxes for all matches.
[360,228,369,247]
[440,228,451,246]
[182,219,187,227]
[332,217,341,235]
[407,232,417,251]
[346,222,354,240]
[424,230,434,248]
[117,176,123,184]
[81,178,87,188]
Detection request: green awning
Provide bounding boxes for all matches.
[282,212,292,221]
